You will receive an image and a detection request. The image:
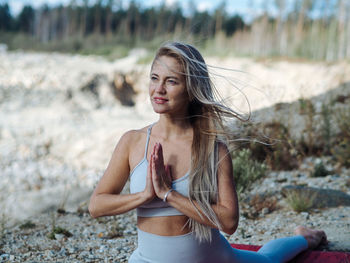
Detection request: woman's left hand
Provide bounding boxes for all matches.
[151,143,173,199]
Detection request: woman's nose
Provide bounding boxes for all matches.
[155,81,166,93]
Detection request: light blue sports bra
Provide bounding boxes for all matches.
[129,124,189,217]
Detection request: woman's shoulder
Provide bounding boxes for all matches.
[216,139,229,152]
[216,140,231,160]
[119,124,153,145]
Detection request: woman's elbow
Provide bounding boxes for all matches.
[223,221,238,235]
[88,197,100,218]
[221,214,239,235]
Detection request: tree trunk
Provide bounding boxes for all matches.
[337,0,346,59]
[94,0,101,35]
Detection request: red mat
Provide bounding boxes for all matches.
[231,244,350,263]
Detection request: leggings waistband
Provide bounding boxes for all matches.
[136,228,222,262]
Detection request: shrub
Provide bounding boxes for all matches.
[243,194,278,218]
[335,106,350,138]
[311,161,329,177]
[285,191,316,213]
[232,149,267,196]
[298,98,308,115]
[332,107,350,167]
[332,138,350,168]
[248,121,299,170]
[19,221,36,230]
[303,99,316,155]
[48,226,73,240]
[0,212,6,244]
[47,212,72,240]
[320,103,332,154]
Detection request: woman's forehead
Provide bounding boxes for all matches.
[151,56,184,76]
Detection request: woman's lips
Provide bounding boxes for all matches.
[154,97,168,104]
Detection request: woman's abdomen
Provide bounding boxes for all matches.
[137,215,191,236]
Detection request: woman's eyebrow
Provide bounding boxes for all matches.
[166,75,181,80]
[150,73,180,80]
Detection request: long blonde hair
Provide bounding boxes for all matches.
[153,41,243,242]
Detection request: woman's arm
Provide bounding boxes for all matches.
[88,131,156,218]
[151,143,239,235]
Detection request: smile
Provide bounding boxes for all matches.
[154,97,169,104]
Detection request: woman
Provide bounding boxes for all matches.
[89,42,327,263]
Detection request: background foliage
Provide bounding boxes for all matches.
[0,0,349,60]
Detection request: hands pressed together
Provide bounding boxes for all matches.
[143,143,173,203]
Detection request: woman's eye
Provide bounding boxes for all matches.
[151,76,158,81]
[167,79,178,85]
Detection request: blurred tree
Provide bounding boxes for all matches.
[214,1,226,35]
[0,0,348,60]
[223,15,245,36]
[80,0,89,36]
[274,0,287,54]
[346,1,350,58]
[68,1,79,37]
[0,3,13,31]
[17,5,34,33]
[105,0,114,37]
[126,0,139,37]
[35,4,51,43]
[295,0,315,39]
[337,0,346,59]
[112,6,126,35]
[155,2,166,36]
[93,0,102,34]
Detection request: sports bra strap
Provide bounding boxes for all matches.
[144,124,154,158]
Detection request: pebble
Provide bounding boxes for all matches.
[0,254,9,261]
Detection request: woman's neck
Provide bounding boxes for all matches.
[155,115,192,140]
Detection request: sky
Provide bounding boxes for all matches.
[7,0,276,20]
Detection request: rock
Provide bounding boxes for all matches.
[0,254,9,261]
[0,43,7,54]
[112,72,137,106]
[98,245,108,253]
[261,207,269,215]
[54,233,65,241]
[58,247,67,257]
[281,185,350,208]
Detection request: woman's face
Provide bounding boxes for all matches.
[149,56,189,116]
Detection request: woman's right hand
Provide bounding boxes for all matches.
[141,153,156,203]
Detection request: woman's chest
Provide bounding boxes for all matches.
[129,139,192,180]
[148,140,191,180]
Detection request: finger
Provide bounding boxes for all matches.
[151,154,158,180]
[147,155,153,188]
[152,143,156,156]
[154,143,158,159]
[156,143,161,160]
[165,165,172,181]
[154,143,164,167]
[147,154,152,176]
[158,143,164,163]
[153,144,160,165]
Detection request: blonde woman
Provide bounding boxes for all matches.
[89,42,327,262]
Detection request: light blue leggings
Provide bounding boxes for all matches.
[129,228,308,263]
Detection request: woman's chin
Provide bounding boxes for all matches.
[152,108,168,114]
[151,104,169,114]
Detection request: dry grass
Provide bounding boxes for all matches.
[285,190,316,213]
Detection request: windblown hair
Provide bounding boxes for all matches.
[153,41,244,242]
